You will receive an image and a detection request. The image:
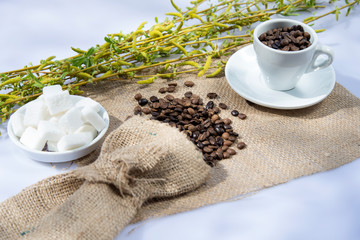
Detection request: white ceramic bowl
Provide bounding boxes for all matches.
[7,95,109,162]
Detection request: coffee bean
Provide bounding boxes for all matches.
[237,142,246,150]
[184,91,193,98]
[206,101,214,110]
[149,96,159,102]
[222,132,230,140]
[228,136,237,142]
[238,113,247,120]
[219,103,227,109]
[138,98,148,106]
[134,93,142,101]
[196,141,204,149]
[207,92,218,99]
[168,82,177,87]
[165,94,174,101]
[221,145,229,151]
[231,110,239,116]
[134,106,142,115]
[159,87,167,93]
[224,140,233,146]
[142,107,151,114]
[211,114,219,123]
[187,108,195,115]
[223,118,232,125]
[203,147,212,153]
[184,81,195,87]
[167,86,176,93]
[227,148,236,155]
[223,152,230,159]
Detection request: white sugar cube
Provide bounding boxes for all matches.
[57,132,94,151]
[43,85,62,96]
[46,141,58,152]
[44,90,73,116]
[81,106,106,132]
[58,107,84,134]
[20,127,46,151]
[24,100,49,128]
[75,124,98,139]
[38,120,65,142]
[75,97,101,112]
[11,112,26,137]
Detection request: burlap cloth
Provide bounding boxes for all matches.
[1,51,360,238]
[79,72,360,223]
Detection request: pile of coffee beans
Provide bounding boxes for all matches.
[258,24,311,51]
[133,83,247,166]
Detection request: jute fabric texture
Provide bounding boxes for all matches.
[0,117,210,239]
[1,66,360,239]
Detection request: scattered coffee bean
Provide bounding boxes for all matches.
[184,91,193,98]
[142,107,151,114]
[138,98,148,106]
[134,106,142,115]
[165,94,174,101]
[238,113,247,120]
[159,87,167,93]
[219,103,227,109]
[207,92,218,99]
[184,81,195,87]
[259,24,311,51]
[227,148,236,155]
[168,82,177,87]
[167,86,176,93]
[134,93,142,101]
[237,142,246,150]
[231,110,239,116]
[149,96,159,102]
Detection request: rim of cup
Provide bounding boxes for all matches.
[253,18,318,54]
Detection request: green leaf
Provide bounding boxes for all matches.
[85,47,95,57]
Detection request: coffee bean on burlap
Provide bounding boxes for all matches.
[184,81,195,87]
[134,93,142,101]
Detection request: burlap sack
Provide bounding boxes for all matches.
[1,51,360,239]
[0,117,210,239]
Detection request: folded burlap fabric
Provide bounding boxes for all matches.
[0,117,210,239]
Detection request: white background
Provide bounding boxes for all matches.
[0,1,360,239]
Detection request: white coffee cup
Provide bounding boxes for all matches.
[253,19,334,91]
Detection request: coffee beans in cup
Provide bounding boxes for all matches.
[258,24,311,51]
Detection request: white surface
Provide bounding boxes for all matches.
[225,45,336,109]
[0,1,360,240]
[7,95,109,162]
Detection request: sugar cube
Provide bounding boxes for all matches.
[44,90,73,116]
[75,97,102,112]
[46,141,58,152]
[75,124,98,139]
[38,120,65,142]
[11,112,26,137]
[81,106,106,132]
[24,100,49,128]
[43,85,62,96]
[58,107,84,134]
[20,127,47,151]
[57,132,94,151]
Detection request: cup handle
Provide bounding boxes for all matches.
[305,44,334,73]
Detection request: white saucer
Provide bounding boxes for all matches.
[225,45,336,110]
